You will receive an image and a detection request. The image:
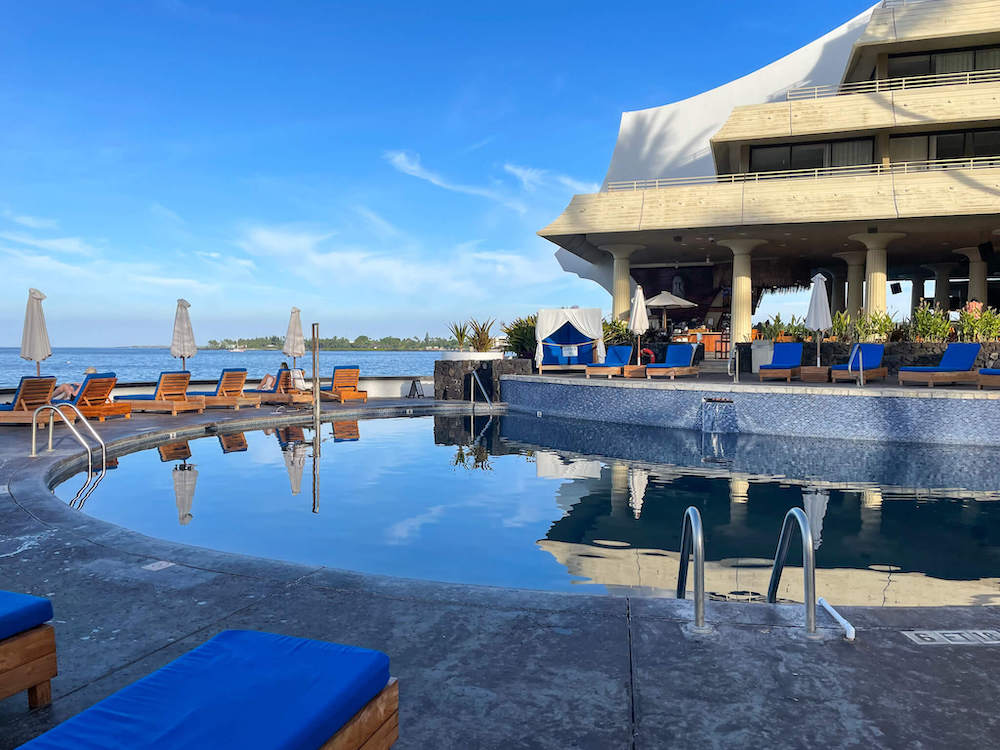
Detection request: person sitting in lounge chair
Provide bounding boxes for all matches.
[258,362,289,391]
[52,367,97,400]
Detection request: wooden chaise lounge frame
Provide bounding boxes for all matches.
[117,372,205,415]
[0,622,57,710]
[646,365,699,380]
[199,370,261,409]
[759,365,801,383]
[258,370,314,405]
[66,374,132,421]
[830,366,888,383]
[321,368,368,403]
[898,370,977,387]
[978,372,1000,389]
[324,677,398,749]
[0,377,77,426]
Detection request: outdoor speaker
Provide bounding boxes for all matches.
[890,282,902,294]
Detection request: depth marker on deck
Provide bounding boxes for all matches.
[903,630,1000,645]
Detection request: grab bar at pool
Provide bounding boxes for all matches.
[676,506,708,630]
[30,403,108,508]
[766,507,817,634]
[469,370,493,409]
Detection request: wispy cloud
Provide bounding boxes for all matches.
[503,163,546,192]
[504,162,599,195]
[457,135,496,155]
[383,150,527,213]
[150,202,185,224]
[0,231,99,256]
[2,209,58,230]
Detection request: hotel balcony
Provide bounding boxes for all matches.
[711,69,1000,172]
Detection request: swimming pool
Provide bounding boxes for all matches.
[57,414,1000,605]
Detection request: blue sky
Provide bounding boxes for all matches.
[2,0,879,346]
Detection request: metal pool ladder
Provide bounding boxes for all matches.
[766,507,818,634]
[676,506,709,631]
[30,404,107,508]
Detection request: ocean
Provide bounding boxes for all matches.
[0,347,443,385]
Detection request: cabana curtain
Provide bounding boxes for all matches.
[534,308,605,368]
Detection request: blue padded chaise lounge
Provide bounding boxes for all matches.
[20,630,398,749]
[585,345,633,378]
[898,342,980,387]
[646,344,699,380]
[0,590,57,710]
[759,342,803,382]
[830,344,887,384]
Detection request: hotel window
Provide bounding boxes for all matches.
[890,130,1000,163]
[977,47,1000,70]
[888,45,1000,78]
[750,139,873,173]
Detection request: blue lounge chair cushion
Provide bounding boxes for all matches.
[900,342,980,373]
[591,346,631,368]
[190,368,248,397]
[980,369,1000,375]
[759,342,803,370]
[52,372,117,405]
[0,590,53,641]
[830,344,884,371]
[320,366,361,392]
[541,322,595,366]
[647,344,696,369]
[20,630,390,750]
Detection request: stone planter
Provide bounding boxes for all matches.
[434,358,531,401]
[439,351,504,361]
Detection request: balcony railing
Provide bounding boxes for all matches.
[604,155,1000,192]
[786,67,1000,100]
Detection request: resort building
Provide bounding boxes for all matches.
[540,0,1000,343]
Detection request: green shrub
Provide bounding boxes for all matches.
[501,315,537,359]
[602,318,632,345]
[909,302,952,342]
[831,310,852,341]
[853,310,894,342]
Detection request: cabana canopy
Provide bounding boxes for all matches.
[535,308,605,368]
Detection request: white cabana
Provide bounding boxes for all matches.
[172,464,198,526]
[21,288,52,376]
[535,307,605,369]
[170,299,197,369]
[628,467,649,519]
[628,286,649,364]
[283,306,305,368]
[804,273,833,367]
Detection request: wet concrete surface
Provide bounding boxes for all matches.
[2,402,1000,748]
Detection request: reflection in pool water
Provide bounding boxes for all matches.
[58,415,1000,606]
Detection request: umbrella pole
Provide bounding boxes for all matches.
[816,336,821,367]
[637,334,641,365]
[36,361,40,376]
[181,356,186,370]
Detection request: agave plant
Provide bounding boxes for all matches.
[501,315,537,359]
[468,318,496,353]
[448,321,470,351]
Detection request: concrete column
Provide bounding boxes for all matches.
[609,462,630,518]
[955,247,987,303]
[910,274,926,315]
[600,244,644,321]
[833,251,867,318]
[718,239,766,343]
[728,477,749,528]
[924,263,955,310]
[848,233,906,315]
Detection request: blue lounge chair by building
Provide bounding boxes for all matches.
[645,344,698,380]
[898,342,981,387]
[585,345,633,378]
[830,344,888,384]
[0,590,57,709]
[19,630,397,749]
[759,342,804,382]
[978,367,1000,389]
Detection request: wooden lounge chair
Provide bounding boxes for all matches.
[0,590,57,710]
[218,432,249,453]
[898,343,980,387]
[17,630,397,749]
[830,344,888,384]
[978,368,1000,389]
[247,369,313,405]
[0,376,76,426]
[53,372,131,421]
[333,420,361,442]
[116,371,205,415]
[646,344,699,380]
[585,345,633,379]
[158,442,192,462]
[320,366,368,403]
[189,368,261,410]
[758,342,804,382]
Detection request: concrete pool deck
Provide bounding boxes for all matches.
[2,400,1000,748]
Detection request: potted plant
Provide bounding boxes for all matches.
[440,318,503,361]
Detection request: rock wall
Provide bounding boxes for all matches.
[434,358,532,401]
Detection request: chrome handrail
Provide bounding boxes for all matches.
[676,506,707,629]
[31,404,107,508]
[766,507,817,634]
[469,370,493,408]
[846,344,866,387]
[727,344,740,383]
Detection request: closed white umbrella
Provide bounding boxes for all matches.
[283,443,308,495]
[172,464,198,526]
[628,286,649,365]
[628,467,649,519]
[804,273,833,366]
[21,288,52,376]
[802,487,829,550]
[283,306,305,369]
[170,299,197,369]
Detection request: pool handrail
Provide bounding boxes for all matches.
[30,403,107,508]
[766,507,817,634]
[676,506,707,629]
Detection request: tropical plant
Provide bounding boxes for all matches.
[448,321,470,351]
[784,314,811,340]
[909,302,952,342]
[756,314,785,341]
[468,318,496,352]
[501,315,537,359]
[602,318,631,345]
[831,310,852,341]
[957,301,1000,342]
[854,309,895,342]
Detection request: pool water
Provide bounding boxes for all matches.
[58,414,1000,605]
